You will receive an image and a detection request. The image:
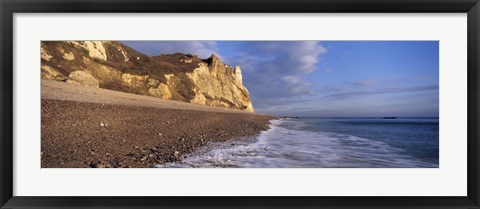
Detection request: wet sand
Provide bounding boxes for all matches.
[41,80,275,168]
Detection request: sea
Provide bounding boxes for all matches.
[156,117,439,168]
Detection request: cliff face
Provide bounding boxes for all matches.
[40,41,254,112]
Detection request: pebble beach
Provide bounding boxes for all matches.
[41,80,275,168]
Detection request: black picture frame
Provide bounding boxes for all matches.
[1,0,479,208]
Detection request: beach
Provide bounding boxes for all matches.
[41,80,275,168]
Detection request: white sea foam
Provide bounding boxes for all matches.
[157,119,437,168]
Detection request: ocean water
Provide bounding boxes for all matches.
[157,117,439,168]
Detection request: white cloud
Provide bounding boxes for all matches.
[282,76,301,85]
[227,41,327,102]
[294,41,327,73]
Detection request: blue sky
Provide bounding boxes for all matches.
[122,41,439,117]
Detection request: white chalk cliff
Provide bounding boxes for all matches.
[40,41,254,112]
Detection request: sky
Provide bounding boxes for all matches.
[121,41,439,117]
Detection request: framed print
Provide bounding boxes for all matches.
[1,0,479,208]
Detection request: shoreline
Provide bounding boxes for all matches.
[156,134,266,168]
[41,80,276,168]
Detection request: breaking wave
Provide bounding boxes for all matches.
[157,119,438,168]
